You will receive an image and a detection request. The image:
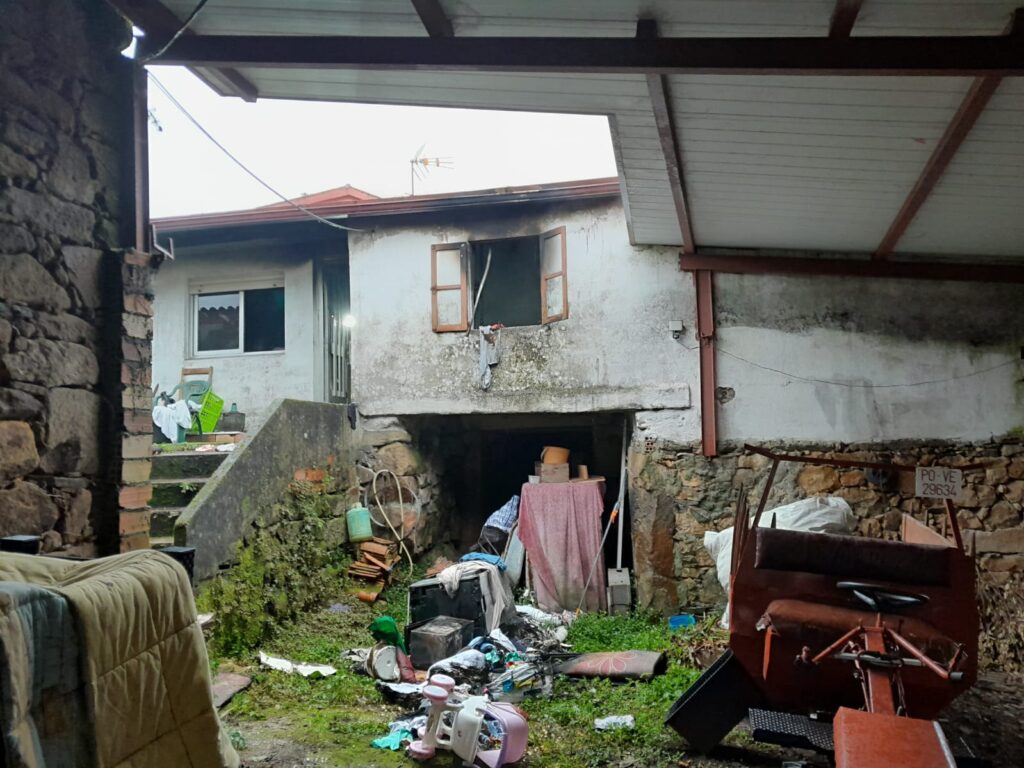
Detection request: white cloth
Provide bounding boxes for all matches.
[436,561,515,634]
[151,400,194,442]
[705,496,856,627]
[478,325,501,390]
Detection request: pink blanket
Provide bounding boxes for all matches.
[518,480,607,612]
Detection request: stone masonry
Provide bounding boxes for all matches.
[630,437,1024,615]
[355,416,453,555]
[1,0,139,555]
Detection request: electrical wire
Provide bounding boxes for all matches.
[146,72,362,232]
[682,339,1019,389]
[139,0,210,64]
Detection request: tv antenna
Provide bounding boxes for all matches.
[410,144,454,195]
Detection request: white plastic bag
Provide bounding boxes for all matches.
[704,496,856,627]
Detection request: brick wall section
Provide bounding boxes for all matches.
[629,439,1024,614]
[119,251,155,552]
[0,0,138,555]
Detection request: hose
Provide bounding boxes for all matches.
[369,468,415,573]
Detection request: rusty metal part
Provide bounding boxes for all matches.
[833,708,957,767]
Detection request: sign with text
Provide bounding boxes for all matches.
[914,467,963,500]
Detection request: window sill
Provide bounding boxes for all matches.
[189,349,287,359]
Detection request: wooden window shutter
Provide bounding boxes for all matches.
[431,242,468,332]
[540,226,568,323]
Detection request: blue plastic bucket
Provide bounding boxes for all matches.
[346,505,373,543]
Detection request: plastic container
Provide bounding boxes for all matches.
[194,390,224,434]
[346,505,373,542]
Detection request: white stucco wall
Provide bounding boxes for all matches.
[709,273,1024,443]
[349,201,698,415]
[152,249,320,426]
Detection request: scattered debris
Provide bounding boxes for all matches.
[212,672,252,708]
[348,537,401,585]
[559,650,667,680]
[326,603,352,614]
[668,614,696,630]
[258,651,336,678]
[594,715,635,731]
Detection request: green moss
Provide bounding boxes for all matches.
[203,480,350,657]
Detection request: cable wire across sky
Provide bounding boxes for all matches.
[147,72,361,232]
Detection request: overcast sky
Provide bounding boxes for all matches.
[146,67,618,218]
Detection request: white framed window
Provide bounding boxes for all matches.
[191,283,285,356]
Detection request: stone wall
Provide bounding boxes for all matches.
[354,416,454,556]
[0,0,137,555]
[629,436,1024,615]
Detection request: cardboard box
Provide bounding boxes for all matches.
[535,462,570,483]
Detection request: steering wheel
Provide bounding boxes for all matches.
[837,581,929,613]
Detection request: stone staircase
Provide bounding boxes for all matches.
[149,447,230,547]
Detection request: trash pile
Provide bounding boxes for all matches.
[335,483,664,764]
[346,537,402,602]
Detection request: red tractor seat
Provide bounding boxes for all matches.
[759,598,959,664]
[754,527,950,586]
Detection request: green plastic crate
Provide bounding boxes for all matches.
[192,390,224,434]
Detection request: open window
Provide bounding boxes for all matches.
[430,227,568,332]
[540,226,568,323]
[431,243,468,332]
[192,283,285,355]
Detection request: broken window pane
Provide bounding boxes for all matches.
[244,287,285,352]
[196,292,240,352]
[436,289,464,328]
[545,275,565,319]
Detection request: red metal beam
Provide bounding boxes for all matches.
[873,76,1001,258]
[874,13,1020,257]
[412,0,454,38]
[105,0,258,102]
[679,251,1024,283]
[829,0,864,39]
[695,270,717,458]
[137,31,1024,76]
[638,20,696,253]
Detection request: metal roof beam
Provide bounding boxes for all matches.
[138,27,1024,75]
[873,13,1020,257]
[829,0,864,39]
[106,0,259,102]
[873,77,1001,258]
[412,0,454,38]
[638,19,695,253]
[680,252,1024,284]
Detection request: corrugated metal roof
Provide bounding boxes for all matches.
[148,0,1024,257]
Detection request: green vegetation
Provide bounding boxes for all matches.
[214,580,738,767]
[200,480,350,656]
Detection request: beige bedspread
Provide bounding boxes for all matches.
[0,550,239,768]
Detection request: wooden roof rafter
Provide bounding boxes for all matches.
[137,30,1024,76]
[106,0,258,102]
[873,10,1021,258]
[411,0,454,38]
[638,19,696,254]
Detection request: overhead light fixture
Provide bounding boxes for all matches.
[341,314,357,329]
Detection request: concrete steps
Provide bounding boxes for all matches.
[148,446,237,548]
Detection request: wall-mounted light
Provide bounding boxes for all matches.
[342,314,357,329]
[668,320,685,340]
